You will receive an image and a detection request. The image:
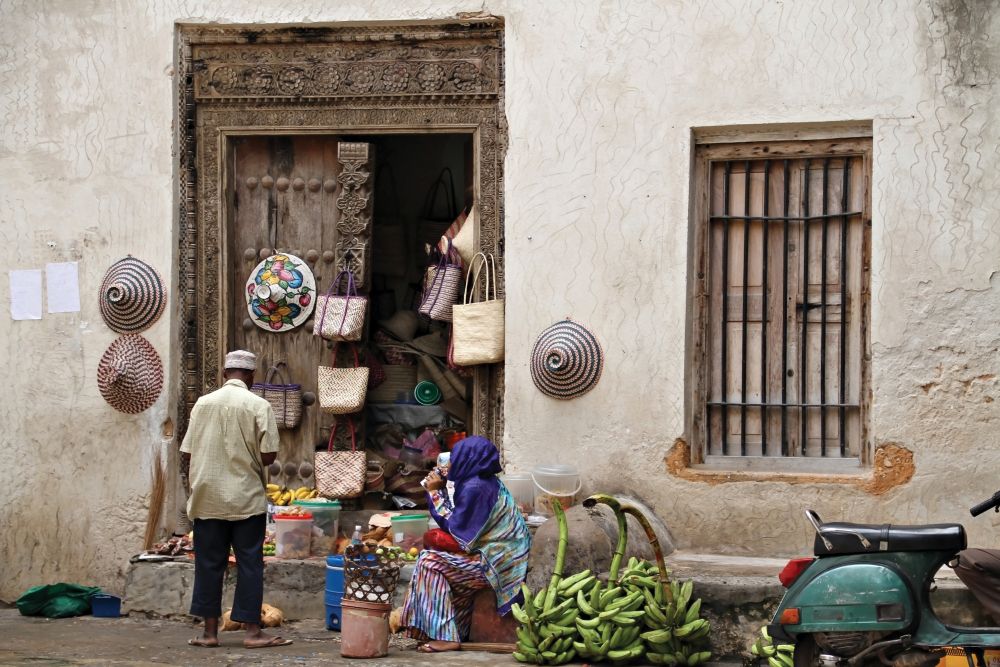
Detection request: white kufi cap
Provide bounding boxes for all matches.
[224,350,257,371]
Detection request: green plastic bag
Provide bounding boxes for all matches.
[16,583,101,618]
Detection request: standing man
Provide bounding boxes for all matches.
[181,350,291,649]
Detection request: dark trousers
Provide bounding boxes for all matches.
[191,514,265,624]
[955,548,1000,623]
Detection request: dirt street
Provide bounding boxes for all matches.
[0,609,508,666]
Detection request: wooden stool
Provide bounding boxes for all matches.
[468,588,518,644]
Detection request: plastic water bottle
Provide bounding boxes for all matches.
[350,525,363,546]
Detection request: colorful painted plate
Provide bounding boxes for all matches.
[245,253,316,332]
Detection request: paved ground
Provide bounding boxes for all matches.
[0,609,507,666]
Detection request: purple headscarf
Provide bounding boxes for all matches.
[429,436,502,545]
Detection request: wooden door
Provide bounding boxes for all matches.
[227,136,374,490]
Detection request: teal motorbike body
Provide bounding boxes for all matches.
[773,550,1000,649]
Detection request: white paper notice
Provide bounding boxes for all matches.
[9,269,43,320]
[46,262,81,313]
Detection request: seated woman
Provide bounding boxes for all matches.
[400,435,531,653]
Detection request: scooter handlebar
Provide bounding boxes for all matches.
[970,491,1000,517]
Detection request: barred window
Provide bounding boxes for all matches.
[690,137,872,471]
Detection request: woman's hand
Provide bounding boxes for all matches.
[424,468,446,492]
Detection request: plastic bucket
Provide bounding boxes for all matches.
[273,513,313,559]
[500,472,535,516]
[340,599,390,658]
[531,464,582,517]
[91,594,121,618]
[326,602,343,631]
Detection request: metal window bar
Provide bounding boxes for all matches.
[707,155,863,458]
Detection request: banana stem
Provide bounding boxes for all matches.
[544,498,569,614]
[619,501,673,604]
[582,493,629,581]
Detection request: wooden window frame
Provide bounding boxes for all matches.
[686,133,873,474]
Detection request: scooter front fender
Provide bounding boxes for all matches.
[776,561,913,635]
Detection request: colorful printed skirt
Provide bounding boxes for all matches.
[400,548,490,643]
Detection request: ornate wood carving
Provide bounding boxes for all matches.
[176,20,506,445]
[335,142,373,286]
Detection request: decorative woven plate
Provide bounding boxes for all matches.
[245,253,316,332]
[530,320,604,399]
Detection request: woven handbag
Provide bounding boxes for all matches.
[313,270,367,342]
[418,238,462,322]
[250,363,303,429]
[318,344,369,415]
[315,417,366,499]
[451,252,504,366]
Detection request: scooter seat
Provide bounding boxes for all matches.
[815,521,966,556]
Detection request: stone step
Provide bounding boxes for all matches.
[123,552,990,658]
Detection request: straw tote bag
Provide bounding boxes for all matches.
[315,417,366,499]
[250,362,303,429]
[313,270,367,342]
[451,253,505,366]
[318,344,369,415]
[418,238,462,322]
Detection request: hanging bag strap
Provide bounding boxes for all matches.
[462,252,497,305]
[265,361,292,423]
[326,416,358,453]
[330,342,362,369]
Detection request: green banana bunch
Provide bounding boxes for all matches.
[749,624,794,666]
[513,502,580,666]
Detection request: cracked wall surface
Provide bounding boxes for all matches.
[1,0,998,600]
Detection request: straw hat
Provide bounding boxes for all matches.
[530,320,604,399]
[98,256,167,334]
[97,335,164,414]
[378,310,419,341]
[245,253,316,332]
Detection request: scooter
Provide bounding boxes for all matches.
[768,491,1000,667]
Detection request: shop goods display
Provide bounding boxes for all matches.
[263,535,276,557]
[315,417,367,499]
[511,495,712,666]
[98,255,166,334]
[749,625,794,667]
[148,533,193,557]
[318,345,369,414]
[96,334,164,414]
[530,319,604,400]
[313,270,367,341]
[418,238,462,322]
[451,251,505,366]
[266,484,318,506]
[251,363,302,429]
[245,253,316,332]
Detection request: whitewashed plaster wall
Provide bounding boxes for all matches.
[1,0,997,601]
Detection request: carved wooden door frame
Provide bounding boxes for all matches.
[175,19,506,445]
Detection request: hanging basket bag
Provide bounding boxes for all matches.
[250,363,303,429]
[318,344,369,415]
[313,270,367,342]
[418,238,462,322]
[315,417,367,500]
